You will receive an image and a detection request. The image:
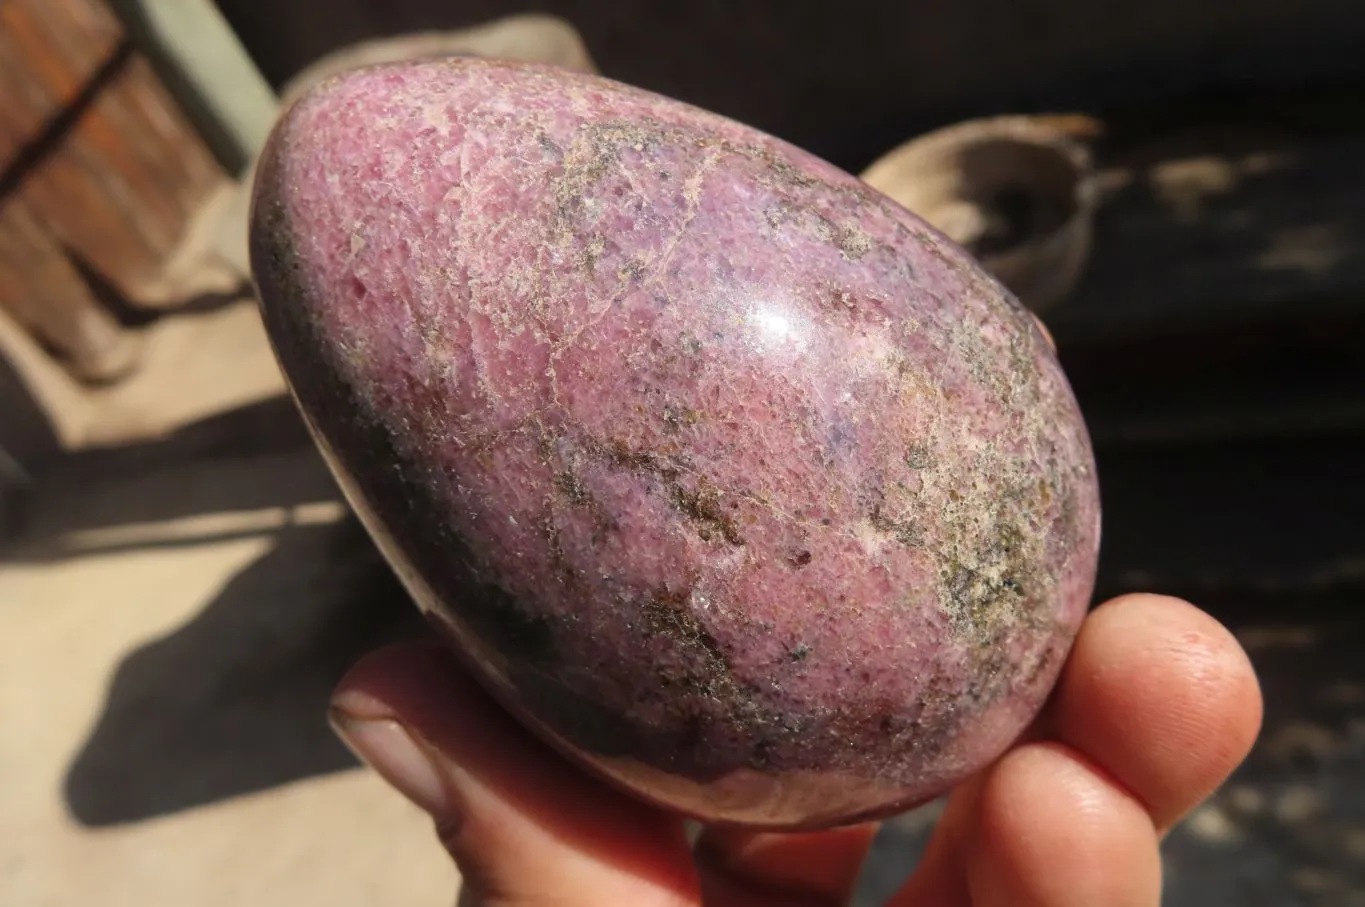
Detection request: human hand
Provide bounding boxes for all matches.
[328,593,1261,906]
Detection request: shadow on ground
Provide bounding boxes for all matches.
[4,395,325,564]
[62,515,428,826]
[0,370,434,827]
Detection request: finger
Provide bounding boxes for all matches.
[891,592,1254,906]
[958,741,1162,907]
[1046,594,1263,831]
[880,792,974,907]
[329,640,699,907]
[890,742,1162,907]
[693,823,879,906]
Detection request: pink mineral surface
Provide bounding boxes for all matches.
[250,59,1102,829]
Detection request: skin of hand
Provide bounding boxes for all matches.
[328,592,1262,907]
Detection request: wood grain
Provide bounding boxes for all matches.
[0,0,227,383]
[0,196,139,382]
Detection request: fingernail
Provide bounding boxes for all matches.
[330,709,449,815]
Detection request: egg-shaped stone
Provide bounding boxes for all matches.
[250,59,1101,830]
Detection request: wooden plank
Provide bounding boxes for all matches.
[116,55,223,221]
[47,0,126,40]
[25,32,180,259]
[0,197,138,382]
[1062,311,1365,446]
[0,5,162,280]
[1092,429,1365,598]
[32,0,220,231]
[26,0,182,248]
[0,0,120,142]
[0,0,225,302]
[1029,96,1365,443]
[1045,115,1365,345]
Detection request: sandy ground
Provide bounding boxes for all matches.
[0,300,455,906]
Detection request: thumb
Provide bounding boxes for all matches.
[329,640,700,907]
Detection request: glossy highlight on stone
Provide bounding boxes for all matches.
[249,59,1102,829]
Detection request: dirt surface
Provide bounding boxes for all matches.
[0,299,454,906]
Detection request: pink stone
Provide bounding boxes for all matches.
[250,59,1101,829]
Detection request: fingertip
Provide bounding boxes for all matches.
[968,742,1162,907]
[331,639,460,722]
[693,823,879,905]
[331,641,698,906]
[1053,594,1263,830]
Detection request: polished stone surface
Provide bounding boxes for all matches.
[251,59,1100,827]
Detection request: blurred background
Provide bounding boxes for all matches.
[1,1,1362,904]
